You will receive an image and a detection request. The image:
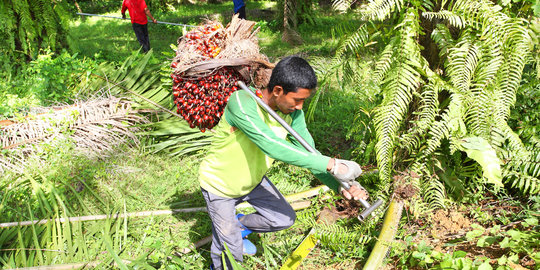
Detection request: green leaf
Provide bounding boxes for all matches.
[478,260,493,270]
[506,230,523,241]
[524,217,538,227]
[497,255,507,265]
[500,237,512,248]
[412,251,426,260]
[453,250,467,258]
[477,236,497,247]
[466,229,484,241]
[457,137,503,187]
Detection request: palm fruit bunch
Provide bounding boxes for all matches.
[170,21,245,132]
[175,22,224,60]
[170,16,271,132]
[171,68,243,132]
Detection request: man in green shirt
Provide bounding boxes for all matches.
[199,56,367,270]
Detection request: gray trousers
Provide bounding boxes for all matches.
[201,176,296,270]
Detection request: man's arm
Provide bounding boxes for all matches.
[225,91,331,174]
[144,7,157,23]
[288,110,341,191]
[286,105,368,200]
[121,1,127,17]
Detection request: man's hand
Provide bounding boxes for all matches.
[329,158,363,183]
[341,182,369,201]
[152,18,157,23]
[122,13,126,19]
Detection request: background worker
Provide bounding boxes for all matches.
[233,0,246,19]
[121,0,157,53]
[198,56,368,270]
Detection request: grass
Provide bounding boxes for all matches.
[69,1,277,62]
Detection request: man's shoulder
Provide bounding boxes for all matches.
[228,90,252,106]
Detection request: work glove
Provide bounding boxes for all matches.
[330,158,363,186]
[122,13,126,19]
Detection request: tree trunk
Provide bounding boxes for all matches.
[282,0,303,45]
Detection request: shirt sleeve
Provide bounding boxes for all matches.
[289,110,341,192]
[225,91,331,175]
[121,0,127,13]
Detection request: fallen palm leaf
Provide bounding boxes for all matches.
[0,97,147,173]
[280,208,340,270]
[0,185,329,228]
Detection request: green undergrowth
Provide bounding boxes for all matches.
[0,137,346,268]
[390,196,540,270]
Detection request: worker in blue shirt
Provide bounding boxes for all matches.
[233,0,246,19]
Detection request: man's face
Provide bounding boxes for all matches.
[273,86,313,114]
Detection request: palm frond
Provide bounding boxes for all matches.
[357,0,405,21]
[0,97,146,174]
[315,223,372,251]
[422,11,467,28]
[373,11,423,187]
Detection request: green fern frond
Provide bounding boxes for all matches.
[372,41,397,84]
[374,11,424,186]
[506,147,540,177]
[400,81,439,153]
[422,93,467,158]
[405,198,432,219]
[422,177,447,209]
[446,38,481,93]
[503,170,540,195]
[431,24,456,60]
[344,25,370,56]
[0,1,17,52]
[332,0,355,11]
[357,0,405,21]
[470,43,502,94]
[494,21,531,122]
[422,11,467,28]
[502,145,540,195]
[491,124,527,155]
[315,223,372,251]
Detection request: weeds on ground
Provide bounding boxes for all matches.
[390,195,540,270]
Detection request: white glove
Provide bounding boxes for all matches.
[330,158,363,186]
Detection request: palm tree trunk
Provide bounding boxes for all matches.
[282,0,303,44]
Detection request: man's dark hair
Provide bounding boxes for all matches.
[267,56,317,94]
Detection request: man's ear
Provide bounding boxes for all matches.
[272,85,283,97]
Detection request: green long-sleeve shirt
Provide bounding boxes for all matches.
[198,89,340,198]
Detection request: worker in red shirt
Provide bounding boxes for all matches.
[121,0,157,53]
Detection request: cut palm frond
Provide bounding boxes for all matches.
[0,97,146,173]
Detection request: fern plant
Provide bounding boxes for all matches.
[0,0,69,61]
[326,0,538,213]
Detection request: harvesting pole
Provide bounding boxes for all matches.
[76,13,197,28]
